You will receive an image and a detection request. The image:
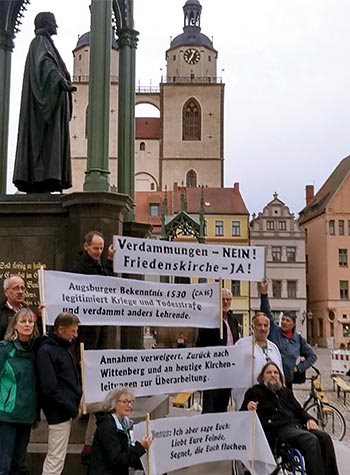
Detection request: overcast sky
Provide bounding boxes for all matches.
[8,0,350,216]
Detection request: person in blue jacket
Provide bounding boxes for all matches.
[260,279,317,388]
[0,307,39,474]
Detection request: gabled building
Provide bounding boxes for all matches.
[299,156,350,348]
[250,193,307,336]
[135,182,251,342]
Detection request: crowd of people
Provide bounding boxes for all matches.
[0,232,340,475]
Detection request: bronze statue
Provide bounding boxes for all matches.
[13,12,76,193]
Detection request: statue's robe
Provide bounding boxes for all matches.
[13,29,73,193]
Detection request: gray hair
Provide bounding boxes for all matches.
[222,288,232,298]
[3,275,25,290]
[103,387,135,412]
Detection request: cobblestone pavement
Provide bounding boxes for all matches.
[292,347,350,447]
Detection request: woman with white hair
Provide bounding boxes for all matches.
[88,387,152,475]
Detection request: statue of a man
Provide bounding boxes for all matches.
[13,12,76,193]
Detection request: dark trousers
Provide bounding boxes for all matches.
[0,422,31,475]
[202,388,231,413]
[277,425,339,475]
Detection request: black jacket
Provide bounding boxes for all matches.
[241,383,313,446]
[36,331,82,424]
[196,310,240,347]
[88,413,145,475]
[71,251,113,276]
[0,300,15,340]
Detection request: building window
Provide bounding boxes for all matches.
[272,280,282,298]
[186,169,197,187]
[231,280,241,297]
[173,54,176,61]
[339,249,348,267]
[208,55,211,62]
[272,246,282,262]
[287,280,297,298]
[215,220,224,236]
[329,220,335,235]
[318,318,323,338]
[278,220,286,230]
[286,246,296,262]
[267,221,274,230]
[343,323,350,337]
[150,183,155,191]
[232,221,241,236]
[149,203,160,217]
[339,220,345,235]
[79,54,82,61]
[140,141,145,151]
[348,220,350,235]
[340,281,349,300]
[330,322,334,337]
[182,98,201,141]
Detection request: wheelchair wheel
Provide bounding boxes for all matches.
[305,402,346,441]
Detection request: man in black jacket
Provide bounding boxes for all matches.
[37,312,82,475]
[196,288,240,413]
[71,230,115,462]
[0,275,27,339]
[71,230,114,350]
[242,362,339,475]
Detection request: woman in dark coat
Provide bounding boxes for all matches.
[88,388,152,475]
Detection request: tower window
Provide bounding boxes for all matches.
[173,54,176,61]
[186,169,197,187]
[140,142,145,151]
[182,98,201,141]
[208,55,211,62]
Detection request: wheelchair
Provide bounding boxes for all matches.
[233,440,306,475]
[270,440,306,475]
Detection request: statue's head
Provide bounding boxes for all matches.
[34,12,58,36]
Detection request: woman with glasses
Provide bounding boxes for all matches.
[0,307,40,474]
[88,388,152,475]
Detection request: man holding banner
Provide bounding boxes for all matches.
[71,230,115,463]
[196,288,240,413]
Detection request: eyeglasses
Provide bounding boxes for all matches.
[117,399,135,406]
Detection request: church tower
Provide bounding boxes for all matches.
[70,1,224,193]
[160,0,224,189]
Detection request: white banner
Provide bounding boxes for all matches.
[84,346,252,403]
[134,412,276,475]
[113,236,265,281]
[42,270,220,327]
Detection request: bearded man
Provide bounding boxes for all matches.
[242,362,339,475]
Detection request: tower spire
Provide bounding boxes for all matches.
[183,0,202,29]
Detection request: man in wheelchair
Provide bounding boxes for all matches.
[241,362,339,475]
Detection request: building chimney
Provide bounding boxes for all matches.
[233,182,240,193]
[305,185,314,205]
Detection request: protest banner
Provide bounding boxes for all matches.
[41,270,220,327]
[83,345,253,403]
[133,411,276,475]
[113,235,265,281]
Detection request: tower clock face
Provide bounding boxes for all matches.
[184,48,201,64]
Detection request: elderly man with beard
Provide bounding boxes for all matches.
[241,362,339,475]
